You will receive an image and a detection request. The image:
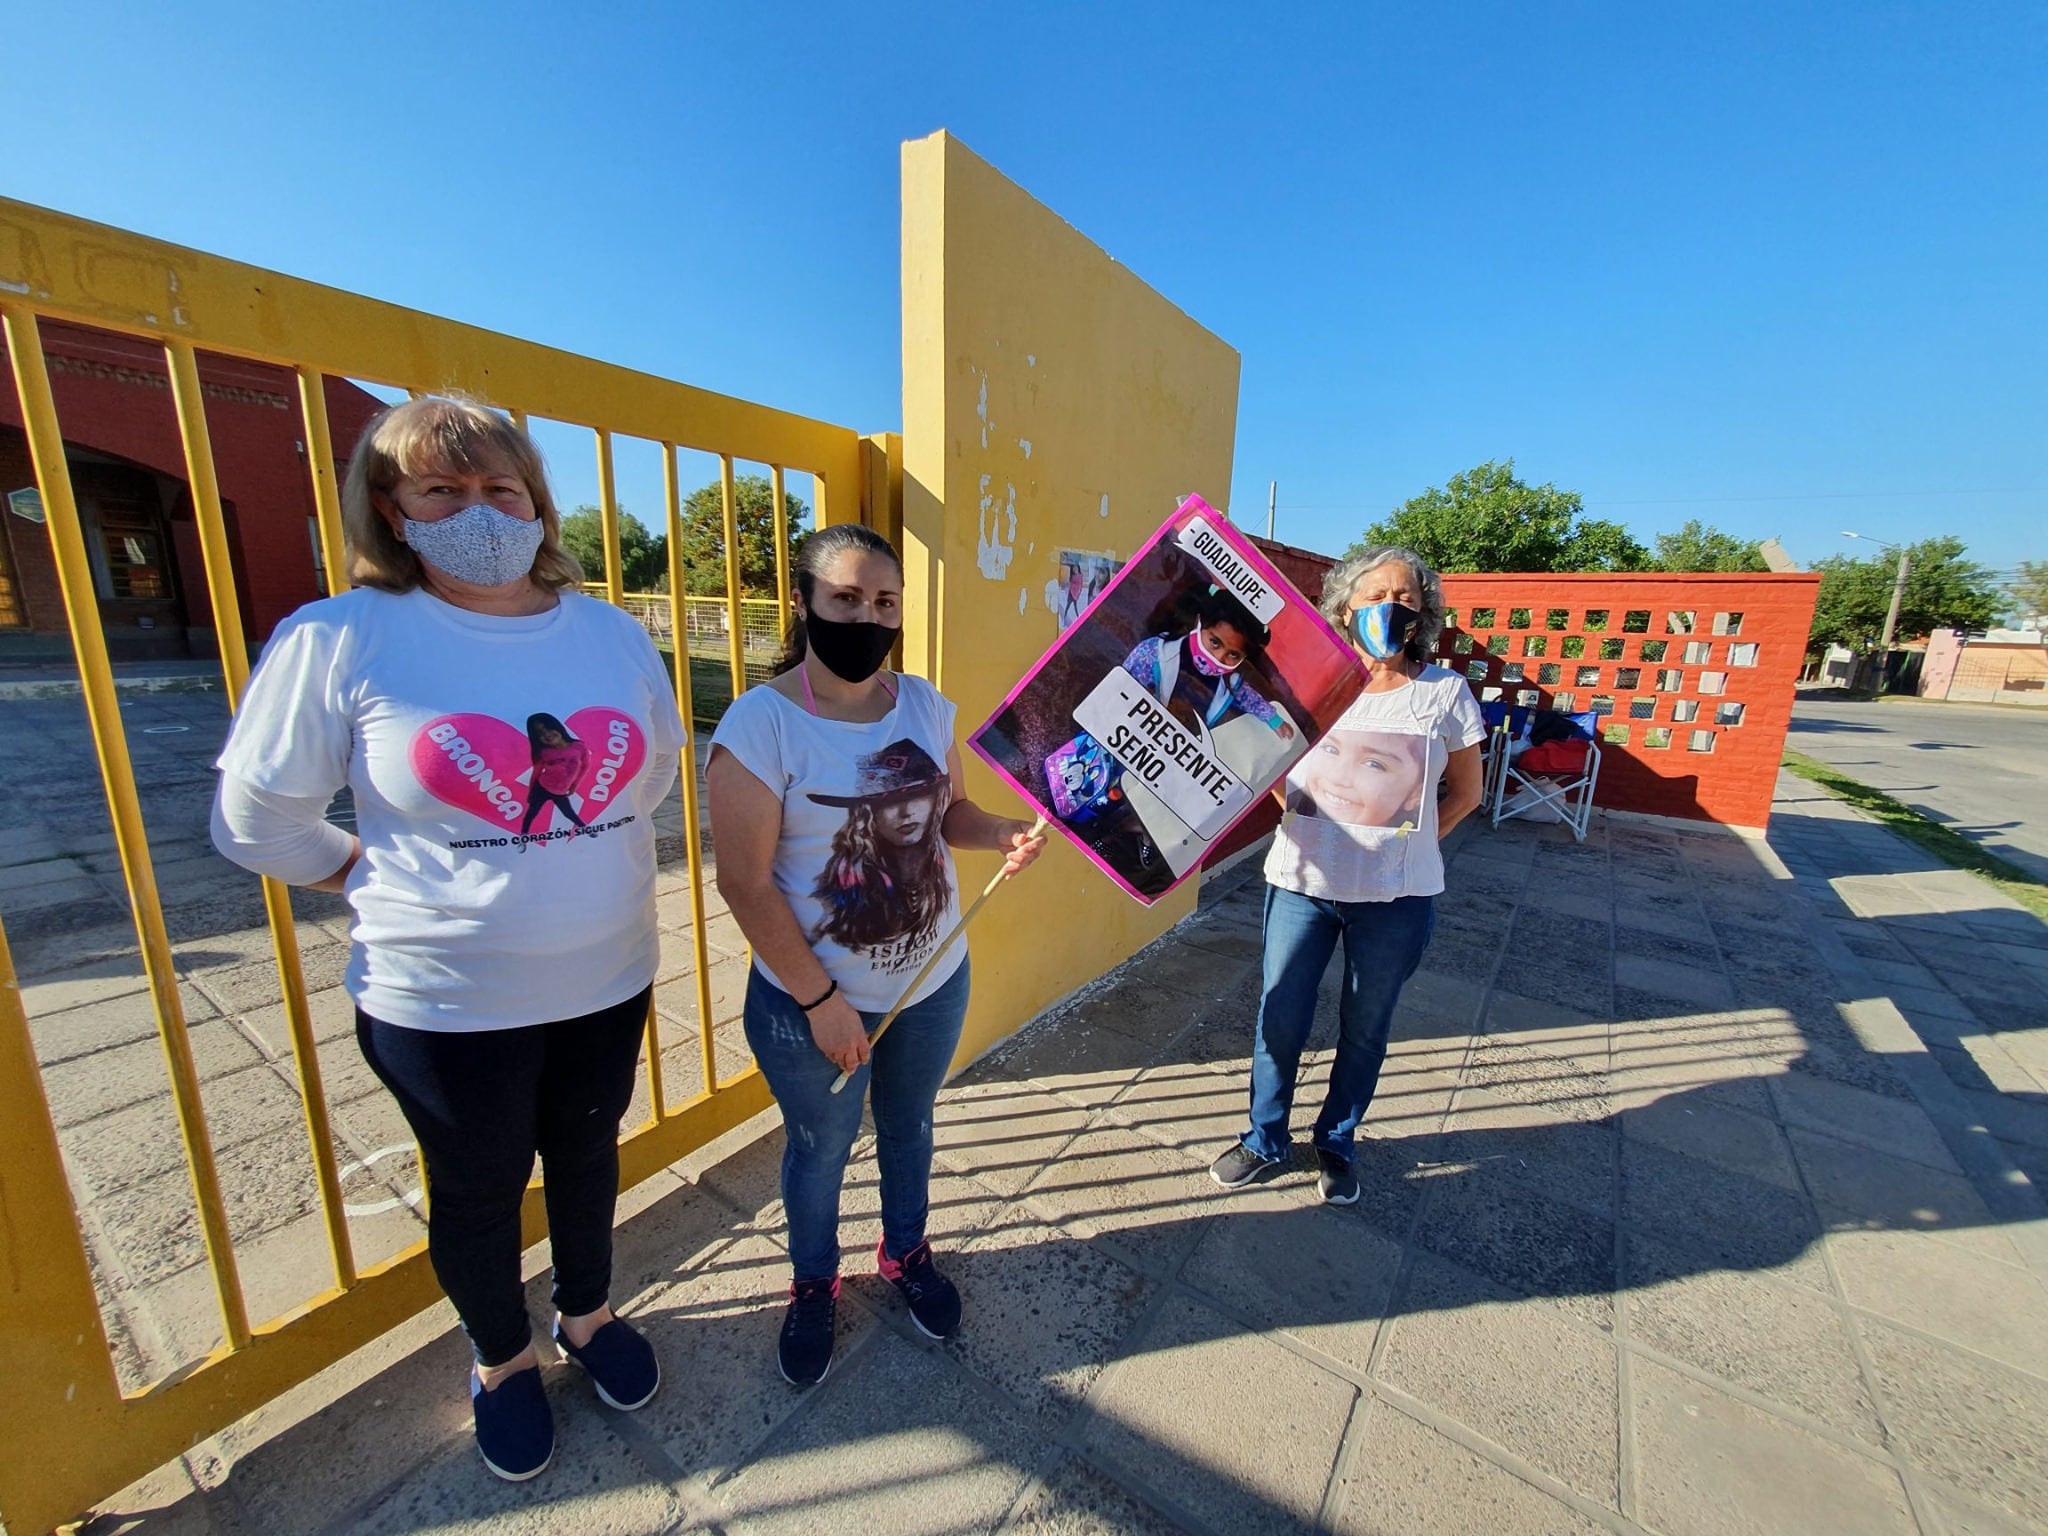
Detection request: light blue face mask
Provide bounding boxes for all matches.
[402,503,545,587]
[1352,601,1420,661]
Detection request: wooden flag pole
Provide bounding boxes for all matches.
[829,814,1048,1095]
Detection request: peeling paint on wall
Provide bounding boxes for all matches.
[977,472,1018,580]
[975,368,991,449]
[1099,493,1110,519]
[1018,438,1033,459]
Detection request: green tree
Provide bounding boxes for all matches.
[673,474,809,596]
[2006,559,2048,624]
[559,506,667,591]
[1651,519,1768,573]
[1807,536,2002,652]
[1351,460,1650,572]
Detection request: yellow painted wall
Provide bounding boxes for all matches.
[899,131,1244,1063]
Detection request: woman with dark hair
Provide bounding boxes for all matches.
[1209,544,1486,1207]
[706,522,1045,1386]
[522,712,591,837]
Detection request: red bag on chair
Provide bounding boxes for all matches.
[1517,737,1592,776]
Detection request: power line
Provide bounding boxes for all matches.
[1275,487,2042,512]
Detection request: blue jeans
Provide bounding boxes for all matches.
[1242,884,1435,1163]
[743,959,971,1283]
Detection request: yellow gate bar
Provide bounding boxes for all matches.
[295,366,350,597]
[168,341,357,1297]
[663,444,721,1096]
[3,304,252,1352]
[0,198,860,495]
[595,427,624,607]
[771,464,792,620]
[720,454,746,700]
[0,916,128,1536]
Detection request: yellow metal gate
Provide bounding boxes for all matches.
[0,197,868,1534]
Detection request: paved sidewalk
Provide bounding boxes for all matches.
[58,777,2048,1536]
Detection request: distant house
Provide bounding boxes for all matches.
[1921,628,2048,704]
[0,322,383,661]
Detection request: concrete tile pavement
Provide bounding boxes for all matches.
[26,718,2048,1534]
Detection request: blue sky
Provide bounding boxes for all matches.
[9,2,2043,579]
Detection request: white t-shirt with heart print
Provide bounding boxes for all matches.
[217,587,685,1031]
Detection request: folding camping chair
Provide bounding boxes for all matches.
[1491,708,1602,841]
[1478,700,1529,815]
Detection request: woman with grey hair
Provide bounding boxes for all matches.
[1210,544,1486,1204]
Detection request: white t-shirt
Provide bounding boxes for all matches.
[711,675,965,1013]
[1263,665,1487,904]
[216,587,685,1031]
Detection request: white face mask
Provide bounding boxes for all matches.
[401,503,545,587]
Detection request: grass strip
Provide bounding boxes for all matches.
[1782,749,2048,923]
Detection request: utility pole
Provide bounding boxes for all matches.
[1879,547,1911,655]
[1844,531,1913,693]
[1266,481,1276,541]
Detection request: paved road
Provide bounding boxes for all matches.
[1789,693,2048,883]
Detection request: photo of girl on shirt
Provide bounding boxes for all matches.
[523,712,591,836]
[806,738,955,962]
[1288,729,1426,829]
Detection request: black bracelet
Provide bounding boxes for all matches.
[797,979,839,1012]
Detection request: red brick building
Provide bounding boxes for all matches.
[0,322,383,660]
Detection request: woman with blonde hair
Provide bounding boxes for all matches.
[211,395,684,1481]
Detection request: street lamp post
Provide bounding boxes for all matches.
[1843,532,1911,690]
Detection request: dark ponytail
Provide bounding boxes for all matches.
[772,523,906,675]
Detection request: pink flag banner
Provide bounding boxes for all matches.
[970,495,1369,904]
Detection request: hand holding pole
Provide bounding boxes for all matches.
[829,814,1048,1095]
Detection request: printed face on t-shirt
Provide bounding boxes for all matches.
[1292,729,1426,827]
[876,790,940,848]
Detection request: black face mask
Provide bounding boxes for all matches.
[804,610,899,683]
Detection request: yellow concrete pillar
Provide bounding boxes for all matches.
[900,131,1244,1062]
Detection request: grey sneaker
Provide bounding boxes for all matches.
[1210,1143,1282,1189]
[1315,1148,1359,1205]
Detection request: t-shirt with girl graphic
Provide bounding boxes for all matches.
[216,587,685,1031]
[1264,663,1485,905]
[711,674,964,1013]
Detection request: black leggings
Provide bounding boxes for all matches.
[356,987,650,1367]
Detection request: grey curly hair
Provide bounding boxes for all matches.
[1317,545,1446,664]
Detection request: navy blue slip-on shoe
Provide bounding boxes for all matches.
[471,1364,553,1482]
[554,1317,661,1411]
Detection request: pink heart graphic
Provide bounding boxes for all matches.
[410,706,648,841]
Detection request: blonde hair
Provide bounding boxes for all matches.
[341,394,584,592]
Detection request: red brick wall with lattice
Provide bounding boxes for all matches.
[1203,554,1820,861]
[1436,573,1819,829]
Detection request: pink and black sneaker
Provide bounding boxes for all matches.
[877,1238,962,1340]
